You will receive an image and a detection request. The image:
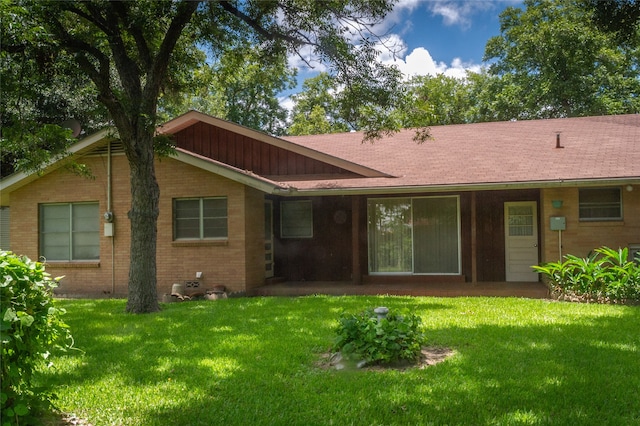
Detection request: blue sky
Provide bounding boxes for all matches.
[290,0,520,83]
[389,0,518,76]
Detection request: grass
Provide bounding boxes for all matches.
[36,296,640,425]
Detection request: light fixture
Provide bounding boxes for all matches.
[551,200,563,209]
[626,185,634,192]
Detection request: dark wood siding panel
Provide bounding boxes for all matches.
[235,133,245,167]
[459,193,472,282]
[226,134,236,165]
[201,123,211,158]
[174,122,358,176]
[210,125,219,159]
[287,150,297,175]
[274,196,353,281]
[265,145,280,175]
[475,189,540,282]
[251,140,262,173]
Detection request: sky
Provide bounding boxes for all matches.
[288,0,521,90]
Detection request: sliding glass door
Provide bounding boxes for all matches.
[367,196,460,275]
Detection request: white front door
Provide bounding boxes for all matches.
[504,201,539,282]
[265,201,274,278]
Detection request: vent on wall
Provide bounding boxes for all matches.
[184,280,200,289]
[630,245,640,264]
[89,140,126,156]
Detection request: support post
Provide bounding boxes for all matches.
[351,196,362,285]
[471,191,478,284]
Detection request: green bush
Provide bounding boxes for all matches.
[1,251,73,425]
[533,246,640,303]
[333,308,426,365]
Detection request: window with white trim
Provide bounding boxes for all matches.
[281,200,313,238]
[39,202,100,261]
[579,187,622,221]
[174,197,228,240]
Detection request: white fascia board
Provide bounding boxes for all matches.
[174,150,291,195]
[0,129,112,204]
[282,177,640,197]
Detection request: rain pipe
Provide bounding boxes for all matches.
[108,141,115,295]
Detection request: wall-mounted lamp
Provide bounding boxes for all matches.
[551,200,563,209]
[626,185,634,192]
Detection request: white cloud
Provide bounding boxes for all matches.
[426,0,511,28]
[378,42,481,80]
[431,3,469,27]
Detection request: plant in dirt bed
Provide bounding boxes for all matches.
[333,307,426,366]
[0,251,73,426]
[533,246,640,303]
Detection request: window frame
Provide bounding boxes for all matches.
[280,200,313,238]
[173,197,228,241]
[39,202,100,261]
[367,195,461,275]
[578,187,623,221]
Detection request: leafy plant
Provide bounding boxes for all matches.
[533,246,640,303]
[1,251,73,425]
[333,308,426,365]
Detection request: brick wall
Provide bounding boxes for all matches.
[541,186,640,263]
[9,151,267,297]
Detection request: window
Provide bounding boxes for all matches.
[281,200,313,238]
[39,203,99,261]
[579,187,622,221]
[367,196,460,274]
[174,197,228,240]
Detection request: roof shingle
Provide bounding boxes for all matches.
[280,115,640,193]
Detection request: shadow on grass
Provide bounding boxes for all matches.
[42,297,640,425]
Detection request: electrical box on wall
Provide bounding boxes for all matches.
[104,223,114,237]
[550,216,566,231]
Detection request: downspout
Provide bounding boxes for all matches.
[107,141,115,296]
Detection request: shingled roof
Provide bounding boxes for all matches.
[279,114,640,194]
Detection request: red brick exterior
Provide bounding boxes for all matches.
[5,112,638,297]
[9,152,266,296]
[541,187,640,263]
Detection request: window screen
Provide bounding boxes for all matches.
[40,203,99,261]
[281,200,313,238]
[174,197,228,240]
[579,187,622,221]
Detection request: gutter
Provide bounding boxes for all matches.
[280,177,640,197]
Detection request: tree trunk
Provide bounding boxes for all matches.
[125,133,160,313]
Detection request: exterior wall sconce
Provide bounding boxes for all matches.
[626,185,634,192]
[552,200,563,209]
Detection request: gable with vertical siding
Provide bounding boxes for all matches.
[173,121,361,178]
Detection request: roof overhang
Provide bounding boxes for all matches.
[174,149,292,195]
[0,129,112,205]
[280,177,640,197]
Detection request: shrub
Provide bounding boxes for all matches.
[533,246,640,303]
[333,308,426,365]
[1,251,73,425]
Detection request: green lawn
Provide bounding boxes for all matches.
[38,296,640,425]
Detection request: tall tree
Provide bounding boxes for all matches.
[2,0,403,313]
[288,73,350,135]
[0,1,109,177]
[484,0,640,119]
[162,45,297,135]
[585,0,640,45]
[403,74,472,126]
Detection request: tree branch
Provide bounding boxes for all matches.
[144,1,200,111]
[111,1,153,70]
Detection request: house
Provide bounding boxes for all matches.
[1,111,639,298]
